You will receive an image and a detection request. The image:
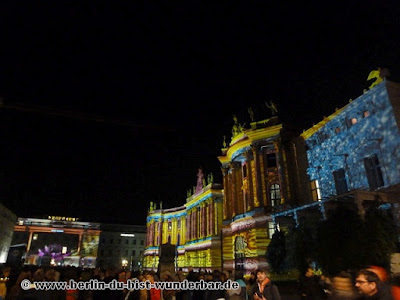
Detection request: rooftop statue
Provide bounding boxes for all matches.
[367,67,390,89]
[265,101,278,116]
[196,168,204,193]
[231,115,245,140]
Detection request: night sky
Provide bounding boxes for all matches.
[0,2,399,225]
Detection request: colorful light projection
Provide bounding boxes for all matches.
[81,234,99,256]
[302,81,400,198]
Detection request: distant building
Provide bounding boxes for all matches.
[9,216,101,268]
[143,181,223,272]
[0,203,17,264]
[97,223,146,270]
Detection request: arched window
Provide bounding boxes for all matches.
[270,184,281,207]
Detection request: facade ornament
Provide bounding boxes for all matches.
[265,101,278,116]
[367,67,390,89]
[207,173,214,184]
[196,168,204,193]
[231,115,245,140]
[248,107,255,122]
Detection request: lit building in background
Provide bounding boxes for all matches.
[97,223,146,270]
[9,217,101,268]
[144,178,223,272]
[0,203,17,263]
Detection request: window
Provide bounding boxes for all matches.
[335,127,341,134]
[125,240,129,245]
[270,184,281,207]
[110,239,113,244]
[364,154,384,189]
[168,221,172,231]
[125,250,128,256]
[310,180,321,201]
[363,111,370,118]
[266,153,277,168]
[242,163,247,178]
[268,222,277,239]
[333,168,348,195]
[351,118,358,125]
[132,250,136,256]
[140,240,144,245]
[133,239,136,245]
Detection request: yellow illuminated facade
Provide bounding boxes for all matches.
[143,183,223,272]
[218,116,300,273]
[143,116,301,273]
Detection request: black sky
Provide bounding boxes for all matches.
[0,1,399,225]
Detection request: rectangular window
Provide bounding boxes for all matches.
[364,154,384,189]
[268,222,275,239]
[270,184,281,207]
[310,180,321,201]
[132,250,136,256]
[333,168,348,195]
[266,153,277,168]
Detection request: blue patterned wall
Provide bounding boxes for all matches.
[303,81,400,199]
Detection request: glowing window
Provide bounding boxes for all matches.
[351,118,358,125]
[268,221,277,239]
[168,221,172,231]
[310,180,322,201]
[270,184,281,207]
[363,111,370,118]
[335,127,341,133]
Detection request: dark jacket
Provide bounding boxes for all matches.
[251,280,281,300]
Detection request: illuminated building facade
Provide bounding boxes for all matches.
[0,203,17,264]
[297,80,400,215]
[272,80,400,229]
[9,217,101,268]
[97,223,146,270]
[144,180,223,272]
[218,116,301,273]
[301,80,400,200]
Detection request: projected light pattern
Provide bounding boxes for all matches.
[302,81,400,198]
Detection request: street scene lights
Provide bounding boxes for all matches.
[122,259,128,268]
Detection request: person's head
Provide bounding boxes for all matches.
[145,271,156,283]
[256,269,269,282]
[355,269,381,297]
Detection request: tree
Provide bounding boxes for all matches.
[317,203,398,275]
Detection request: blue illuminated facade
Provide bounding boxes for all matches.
[301,80,400,199]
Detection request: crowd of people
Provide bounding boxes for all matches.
[0,264,400,300]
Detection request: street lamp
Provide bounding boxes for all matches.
[122,259,128,269]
